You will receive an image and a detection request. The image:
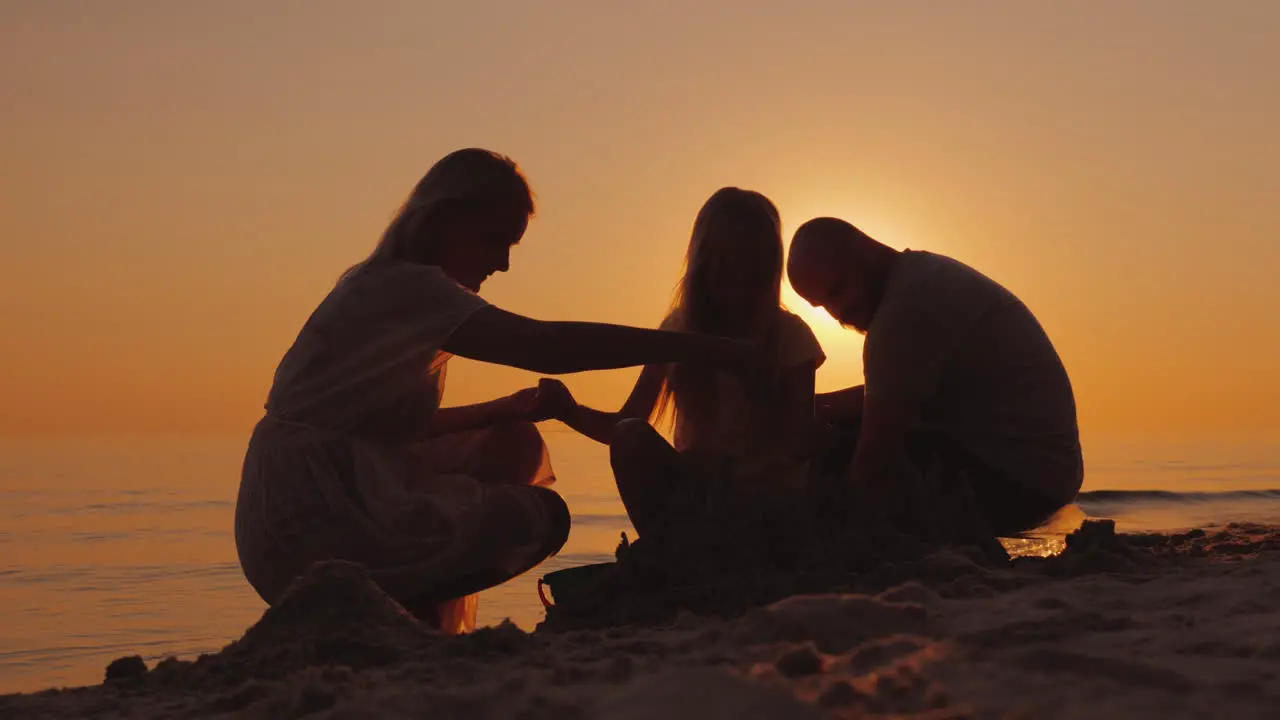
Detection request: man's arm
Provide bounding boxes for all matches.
[849,303,951,491]
[816,385,865,424]
[844,392,913,489]
[777,361,819,459]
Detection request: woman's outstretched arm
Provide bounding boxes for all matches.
[557,363,667,445]
[443,306,747,375]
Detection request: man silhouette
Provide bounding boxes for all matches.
[789,217,1083,536]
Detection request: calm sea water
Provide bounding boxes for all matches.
[1,432,1278,694]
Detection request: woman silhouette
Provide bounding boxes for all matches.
[234,149,752,632]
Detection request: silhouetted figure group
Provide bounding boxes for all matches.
[235,149,1083,631]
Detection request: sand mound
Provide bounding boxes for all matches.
[237,560,427,655]
[128,561,436,692]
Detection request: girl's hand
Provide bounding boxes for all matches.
[506,379,578,422]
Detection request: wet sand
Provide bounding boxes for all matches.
[4,522,1279,719]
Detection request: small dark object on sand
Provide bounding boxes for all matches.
[1065,519,1119,552]
[540,561,617,606]
[104,655,148,683]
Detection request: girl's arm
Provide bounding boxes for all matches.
[443,306,749,374]
[558,363,668,445]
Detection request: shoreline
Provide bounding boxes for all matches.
[4,522,1279,719]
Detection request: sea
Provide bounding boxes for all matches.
[1,431,1278,694]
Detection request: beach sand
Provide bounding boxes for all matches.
[3,522,1278,719]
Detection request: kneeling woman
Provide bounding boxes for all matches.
[235,149,748,633]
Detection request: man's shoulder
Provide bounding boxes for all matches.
[866,250,992,346]
[898,249,981,280]
[892,250,1012,307]
[875,250,950,316]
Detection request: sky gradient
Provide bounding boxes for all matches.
[2,1,1277,445]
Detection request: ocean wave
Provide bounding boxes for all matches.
[1077,489,1280,505]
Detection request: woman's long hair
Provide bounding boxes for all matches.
[340,148,535,283]
[654,187,786,427]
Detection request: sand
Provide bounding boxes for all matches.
[3,522,1279,719]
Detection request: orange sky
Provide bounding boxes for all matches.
[2,1,1277,446]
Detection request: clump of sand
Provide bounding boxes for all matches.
[179,560,434,686]
[4,523,1280,719]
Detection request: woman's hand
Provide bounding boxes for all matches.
[533,378,579,421]
[505,378,579,423]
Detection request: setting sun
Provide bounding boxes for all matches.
[780,279,865,393]
[778,210,879,394]
[780,281,841,336]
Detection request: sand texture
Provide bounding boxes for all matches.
[4,522,1279,719]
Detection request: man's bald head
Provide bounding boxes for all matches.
[787,217,896,333]
[788,217,873,287]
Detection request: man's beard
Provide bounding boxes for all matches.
[839,319,868,336]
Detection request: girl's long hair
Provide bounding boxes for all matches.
[340,148,534,283]
[653,187,786,427]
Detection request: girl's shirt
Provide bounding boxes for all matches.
[661,308,826,485]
